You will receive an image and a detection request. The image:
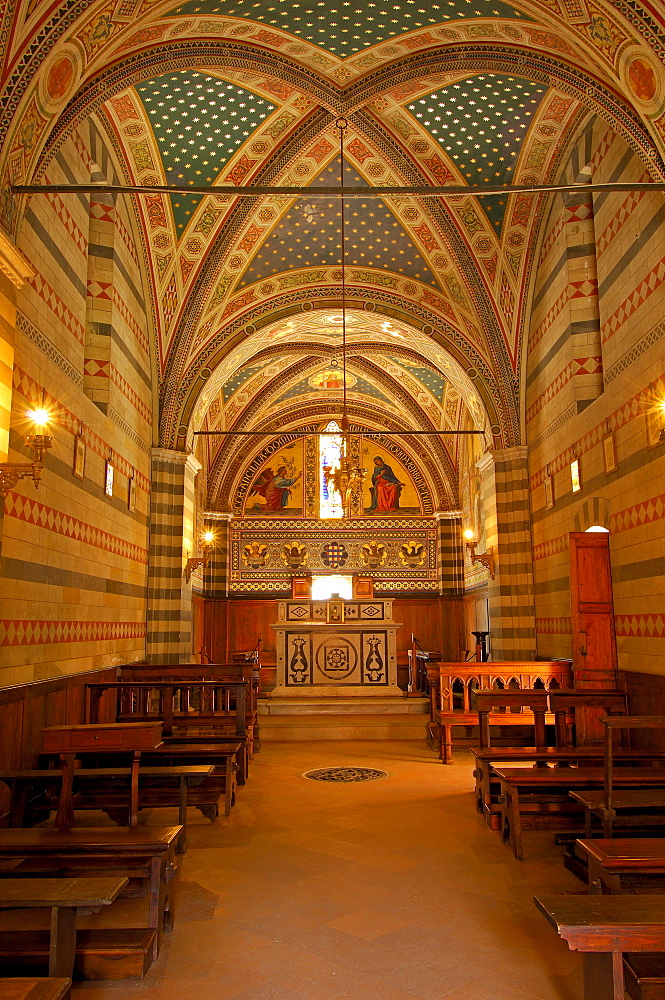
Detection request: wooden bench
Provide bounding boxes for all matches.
[470,748,665,827]
[85,681,251,749]
[535,894,665,1000]
[0,979,71,1000]
[0,826,180,975]
[2,766,215,851]
[120,663,260,749]
[0,877,127,978]
[576,838,665,895]
[494,766,665,860]
[623,954,665,1000]
[571,789,665,839]
[549,690,628,748]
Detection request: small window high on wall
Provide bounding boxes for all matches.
[311,575,353,600]
[585,525,609,532]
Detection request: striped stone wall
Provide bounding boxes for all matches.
[0,122,153,686]
[479,447,536,660]
[527,118,665,674]
[146,449,201,663]
[438,512,464,597]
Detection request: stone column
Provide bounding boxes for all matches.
[478,447,536,660]
[563,187,603,412]
[437,511,464,597]
[146,448,201,663]
[202,512,231,597]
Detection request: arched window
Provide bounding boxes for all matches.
[320,420,344,519]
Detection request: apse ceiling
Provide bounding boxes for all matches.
[4,0,664,476]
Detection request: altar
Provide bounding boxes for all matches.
[271,598,401,692]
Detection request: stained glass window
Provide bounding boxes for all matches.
[320,420,344,519]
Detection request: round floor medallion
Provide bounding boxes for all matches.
[302,766,388,782]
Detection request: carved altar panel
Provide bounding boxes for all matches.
[285,631,389,686]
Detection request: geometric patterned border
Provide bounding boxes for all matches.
[4,491,149,563]
[0,620,146,646]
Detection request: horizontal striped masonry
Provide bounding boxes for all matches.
[42,175,88,257]
[0,620,146,646]
[533,535,569,561]
[603,255,665,344]
[3,491,148,563]
[28,271,85,344]
[113,289,150,356]
[529,371,665,489]
[534,492,665,560]
[12,365,150,493]
[82,359,152,424]
[596,179,651,257]
[115,211,140,267]
[526,356,603,423]
[539,211,566,264]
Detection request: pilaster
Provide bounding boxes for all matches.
[146,448,202,662]
[478,447,536,660]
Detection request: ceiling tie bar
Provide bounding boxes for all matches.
[12,182,665,198]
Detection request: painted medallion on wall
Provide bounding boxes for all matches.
[244,442,303,515]
[627,57,657,102]
[362,448,421,515]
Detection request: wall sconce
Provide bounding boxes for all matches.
[185,530,216,582]
[0,404,53,496]
[464,529,495,579]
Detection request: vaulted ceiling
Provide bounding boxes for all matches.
[2,0,665,506]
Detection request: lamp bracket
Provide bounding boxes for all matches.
[466,539,496,579]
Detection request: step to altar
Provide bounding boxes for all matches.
[258,692,430,741]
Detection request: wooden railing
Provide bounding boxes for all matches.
[426,661,573,716]
[85,680,249,737]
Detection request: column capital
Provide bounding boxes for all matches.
[0,230,35,289]
[151,447,202,475]
[490,445,529,464]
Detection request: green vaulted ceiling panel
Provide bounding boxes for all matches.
[239,157,440,288]
[166,0,529,59]
[408,74,548,234]
[388,357,447,402]
[135,71,275,233]
[222,361,272,402]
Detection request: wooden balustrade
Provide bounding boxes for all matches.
[85,681,249,738]
[425,660,573,763]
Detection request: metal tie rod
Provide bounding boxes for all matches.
[12,181,665,199]
[194,430,483,435]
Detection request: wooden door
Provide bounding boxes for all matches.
[569,531,618,741]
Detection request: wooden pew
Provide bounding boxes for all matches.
[0,980,71,1000]
[535,894,665,1000]
[470,747,665,828]
[475,689,549,749]
[570,789,665,839]
[0,826,181,975]
[549,690,627,748]
[576,839,665,895]
[425,660,571,763]
[0,877,127,978]
[494,766,665,860]
[85,680,250,747]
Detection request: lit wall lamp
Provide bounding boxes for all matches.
[464,528,495,579]
[0,402,53,496]
[185,529,216,582]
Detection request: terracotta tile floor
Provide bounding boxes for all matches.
[73,741,585,1000]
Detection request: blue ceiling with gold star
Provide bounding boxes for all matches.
[389,357,448,402]
[239,157,440,288]
[222,360,273,402]
[135,71,275,233]
[408,74,548,233]
[166,0,530,58]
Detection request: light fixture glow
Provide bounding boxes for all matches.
[27,407,50,427]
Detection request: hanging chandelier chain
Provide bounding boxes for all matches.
[336,116,348,431]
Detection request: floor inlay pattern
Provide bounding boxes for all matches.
[303,766,389,781]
